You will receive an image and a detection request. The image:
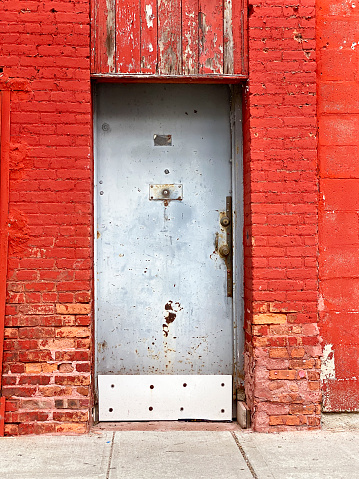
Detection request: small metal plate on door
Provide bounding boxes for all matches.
[98,374,232,421]
[149,184,183,200]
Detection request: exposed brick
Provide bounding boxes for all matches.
[269,348,289,359]
[57,363,74,373]
[53,411,89,422]
[290,347,305,359]
[55,423,88,434]
[56,304,91,315]
[269,370,297,380]
[252,313,287,325]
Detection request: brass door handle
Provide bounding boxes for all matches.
[219,196,233,297]
[219,244,230,257]
[220,216,231,227]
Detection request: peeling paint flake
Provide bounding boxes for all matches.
[145,5,154,28]
[321,344,336,380]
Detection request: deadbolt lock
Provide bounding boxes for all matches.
[162,188,170,197]
[149,184,183,200]
[220,216,231,227]
[219,244,230,257]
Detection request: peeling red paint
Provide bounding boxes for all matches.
[9,142,29,181]
[91,0,247,77]
[318,0,359,412]
[7,210,30,256]
[0,74,30,92]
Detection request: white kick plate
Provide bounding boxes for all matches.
[98,375,232,421]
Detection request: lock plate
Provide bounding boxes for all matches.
[149,184,183,201]
[222,196,233,297]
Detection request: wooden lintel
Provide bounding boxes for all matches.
[91,73,247,84]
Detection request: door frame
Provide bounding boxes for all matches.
[92,81,244,422]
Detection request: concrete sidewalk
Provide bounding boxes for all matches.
[0,430,358,479]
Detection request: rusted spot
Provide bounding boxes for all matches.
[163,300,183,327]
[97,231,101,239]
[166,312,176,324]
[162,323,169,337]
[98,340,107,353]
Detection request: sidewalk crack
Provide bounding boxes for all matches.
[106,431,115,479]
[231,431,258,479]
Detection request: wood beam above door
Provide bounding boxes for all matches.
[91,0,248,78]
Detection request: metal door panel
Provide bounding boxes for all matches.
[95,84,232,377]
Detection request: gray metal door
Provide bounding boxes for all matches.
[95,84,235,420]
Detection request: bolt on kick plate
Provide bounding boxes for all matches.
[149,184,183,201]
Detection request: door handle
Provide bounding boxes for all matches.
[219,244,230,257]
[219,196,233,297]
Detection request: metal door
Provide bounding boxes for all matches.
[95,84,236,421]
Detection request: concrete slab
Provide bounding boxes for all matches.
[92,421,241,432]
[109,431,253,479]
[236,431,359,479]
[0,432,113,479]
[322,412,359,431]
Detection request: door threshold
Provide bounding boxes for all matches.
[92,421,241,432]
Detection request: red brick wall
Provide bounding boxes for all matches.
[317,0,359,411]
[0,0,93,434]
[2,0,350,434]
[243,0,321,431]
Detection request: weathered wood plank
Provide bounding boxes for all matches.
[94,0,116,73]
[116,0,141,73]
[182,0,199,75]
[91,0,247,77]
[90,0,96,72]
[141,0,158,73]
[223,0,234,74]
[232,0,246,74]
[198,0,223,74]
[158,0,182,75]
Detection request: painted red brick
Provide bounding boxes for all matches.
[243,0,321,431]
[0,0,92,435]
[318,0,359,412]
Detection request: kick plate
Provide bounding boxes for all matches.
[98,375,232,421]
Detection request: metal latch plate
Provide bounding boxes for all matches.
[149,184,183,200]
